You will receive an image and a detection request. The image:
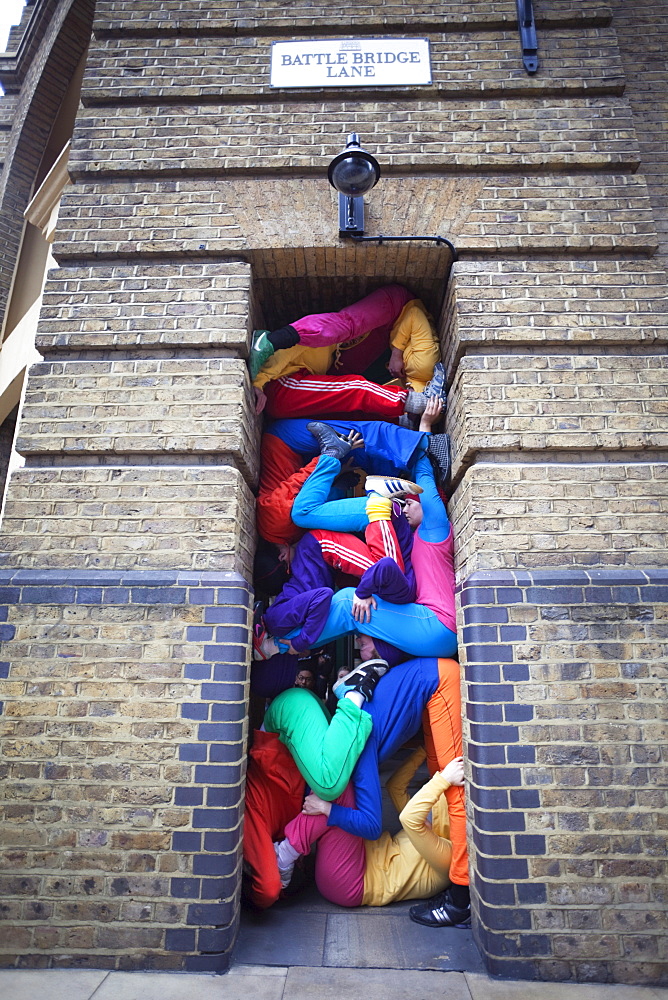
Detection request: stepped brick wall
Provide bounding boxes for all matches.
[0,0,665,983]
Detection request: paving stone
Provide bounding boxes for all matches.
[234,907,327,967]
[283,965,471,1000]
[324,912,485,972]
[0,970,109,1000]
[465,974,668,1000]
[93,970,284,1000]
[228,964,288,976]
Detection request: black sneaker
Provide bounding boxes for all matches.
[333,658,389,703]
[426,433,451,487]
[307,421,354,460]
[409,888,471,928]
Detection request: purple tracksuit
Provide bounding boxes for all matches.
[264,516,415,653]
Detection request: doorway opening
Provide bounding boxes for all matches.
[238,252,482,971]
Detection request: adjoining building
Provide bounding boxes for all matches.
[0,0,666,985]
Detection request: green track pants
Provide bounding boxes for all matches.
[263,688,372,801]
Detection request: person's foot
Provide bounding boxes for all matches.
[424,362,447,402]
[397,413,418,430]
[253,620,280,660]
[333,658,389,702]
[249,329,275,380]
[404,363,447,415]
[408,888,471,928]
[307,421,355,461]
[426,433,451,486]
[364,475,423,499]
[273,842,295,890]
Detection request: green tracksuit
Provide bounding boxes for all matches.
[263,687,372,800]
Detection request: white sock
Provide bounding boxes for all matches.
[276,838,300,868]
[344,691,365,709]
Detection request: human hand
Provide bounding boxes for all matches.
[388,347,406,379]
[441,756,464,786]
[346,430,364,451]
[418,396,442,431]
[254,387,267,414]
[352,594,377,623]
[302,793,331,817]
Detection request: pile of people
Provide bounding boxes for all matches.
[244,284,471,931]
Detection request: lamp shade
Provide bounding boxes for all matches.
[328,133,381,197]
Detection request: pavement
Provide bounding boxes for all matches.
[1,965,668,1000]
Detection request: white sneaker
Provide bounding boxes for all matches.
[364,475,423,499]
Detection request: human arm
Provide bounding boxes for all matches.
[385,746,427,814]
[414,451,450,544]
[419,396,442,434]
[302,792,331,817]
[355,557,415,606]
[351,593,376,623]
[387,346,406,379]
[254,386,267,414]
[327,738,384,840]
[398,762,462,877]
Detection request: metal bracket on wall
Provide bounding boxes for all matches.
[342,234,459,262]
[516,0,538,74]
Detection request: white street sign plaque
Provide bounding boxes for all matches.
[270,38,432,88]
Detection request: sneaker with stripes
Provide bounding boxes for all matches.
[409,889,471,928]
[364,475,422,500]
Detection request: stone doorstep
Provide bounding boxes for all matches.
[0,967,667,1000]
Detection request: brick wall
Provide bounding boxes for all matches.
[611,1,668,269]
[0,0,666,984]
[0,0,94,318]
[461,569,667,983]
[0,571,251,971]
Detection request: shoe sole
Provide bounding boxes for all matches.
[409,912,471,929]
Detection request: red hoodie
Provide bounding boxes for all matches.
[242,729,305,909]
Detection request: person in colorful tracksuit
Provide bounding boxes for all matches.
[276,414,456,660]
[275,748,462,908]
[261,509,416,656]
[257,417,429,547]
[262,656,469,910]
[250,284,440,414]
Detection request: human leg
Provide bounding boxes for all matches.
[291,455,369,533]
[423,657,468,888]
[263,687,372,800]
[263,586,334,652]
[283,588,457,657]
[265,418,426,473]
[283,784,365,907]
[264,372,409,419]
[290,284,413,349]
[309,516,405,578]
[309,530,375,576]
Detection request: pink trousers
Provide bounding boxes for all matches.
[283,784,365,907]
[292,284,413,348]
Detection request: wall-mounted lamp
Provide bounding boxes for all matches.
[327,131,459,261]
[327,132,381,237]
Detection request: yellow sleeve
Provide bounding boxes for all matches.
[399,772,452,877]
[253,344,334,390]
[390,301,422,352]
[389,303,440,392]
[385,746,427,814]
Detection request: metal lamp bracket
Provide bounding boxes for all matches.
[516,0,538,74]
[338,193,365,237]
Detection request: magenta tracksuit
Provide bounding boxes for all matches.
[291,284,413,347]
